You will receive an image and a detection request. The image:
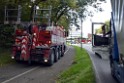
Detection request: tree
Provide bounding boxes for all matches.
[0,0,106,48]
[95,20,110,34]
[0,0,106,29]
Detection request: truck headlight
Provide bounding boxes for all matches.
[11,56,14,59]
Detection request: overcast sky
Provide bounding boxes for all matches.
[68,0,111,38]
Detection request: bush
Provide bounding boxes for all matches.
[0,24,15,48]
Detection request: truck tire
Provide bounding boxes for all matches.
[58,48,61,59]
[59,48,62,57]
[15,51,21,63]
[28,57,32,65]
[15,59,22,63]
[64,45,66,52]
[110,63,117,80]
[55,48,59,62]
[61,48,64,57]
[47,49,54,66]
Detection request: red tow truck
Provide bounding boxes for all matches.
[13,24,66,66]
[5,5,66,66]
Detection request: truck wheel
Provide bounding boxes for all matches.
[55,49,59,62]
[15,59,22,63]
[47,49,54,66]
[111,63,116,79]
[15,51,21,63]
[61,49,64,57]
[59,48,62,57]
[64,45,66,52]
[58,49,61,59]
[61,52,64,57]
[28,58,32,65]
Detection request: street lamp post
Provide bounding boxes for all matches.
[71,29,72,45]
[80,18,83,49]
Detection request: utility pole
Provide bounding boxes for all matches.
[80,18,83,49]
[71,29,72,45]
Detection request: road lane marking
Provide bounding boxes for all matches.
[2,67,39,83]
[64,46,70,54]
[86,49,102,83]
[2,46,70,83]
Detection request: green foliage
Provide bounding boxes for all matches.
[0,24,15,48]
[0,0,105,29]
[105,20,110,32]
[0,1,6,23]
[0,48,14,67]
[95,20,110,34]
[0,0,104,30]
[57,46,95,83]
[95,28,102,34]
[21,5,31,21]
[57,15,70,30]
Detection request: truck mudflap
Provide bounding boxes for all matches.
[12,45,21,60]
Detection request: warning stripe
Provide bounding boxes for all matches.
[32,34,37,49]
[21,36,30,60]
[32,25,40,49]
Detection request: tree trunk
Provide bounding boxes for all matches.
[30,4,34,21]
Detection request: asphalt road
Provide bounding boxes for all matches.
[0,44,118,83]
[81,44,118,83]
[0,46,75,83]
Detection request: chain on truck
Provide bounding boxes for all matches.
[4,5,67,66]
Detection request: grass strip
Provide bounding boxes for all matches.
[57,46,95,83]
[0,48,14,67]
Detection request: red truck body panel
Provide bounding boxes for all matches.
[12,24,66,65]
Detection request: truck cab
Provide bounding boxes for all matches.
[92,0,124,82]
